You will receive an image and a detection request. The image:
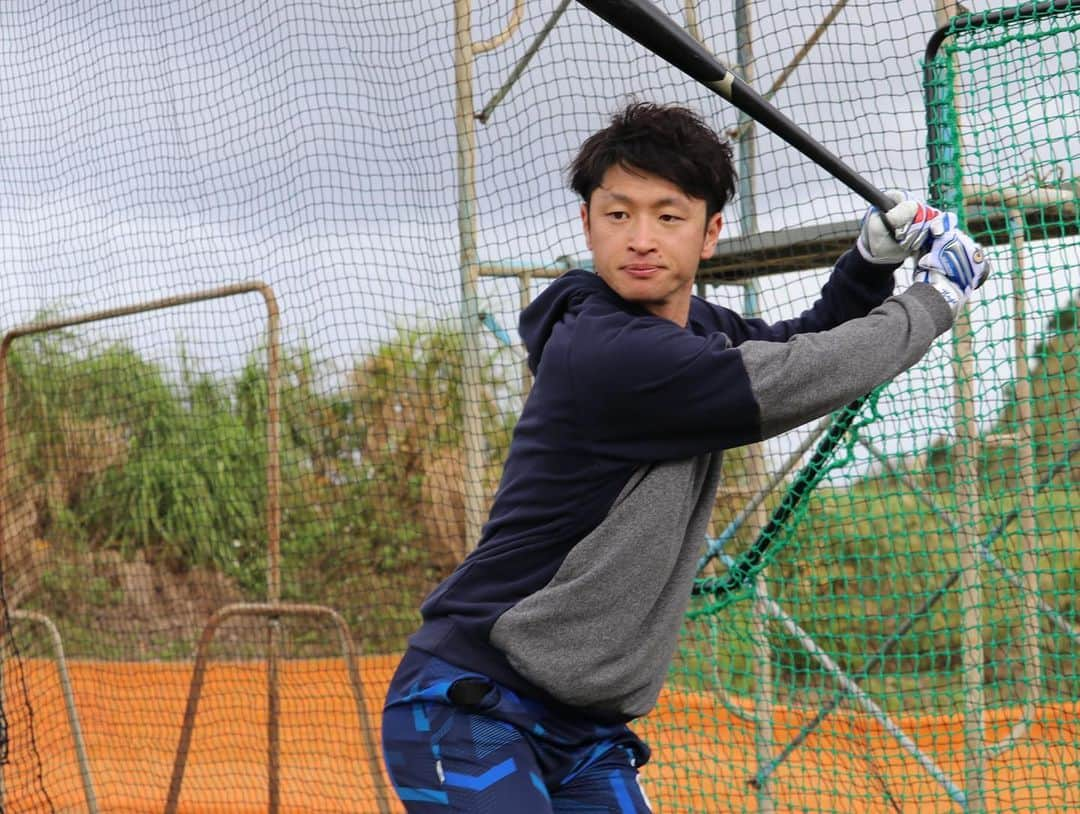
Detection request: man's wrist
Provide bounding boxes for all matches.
[851,242,902,280]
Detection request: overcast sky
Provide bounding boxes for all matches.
[0,0,1075,471]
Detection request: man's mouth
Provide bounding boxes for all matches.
[623,264,660,278]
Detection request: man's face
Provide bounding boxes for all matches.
[581,163,722,326]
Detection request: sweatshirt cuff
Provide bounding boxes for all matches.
[903,282,956,336]
[844,245,902,280]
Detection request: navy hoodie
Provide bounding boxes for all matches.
[407,250,954,720]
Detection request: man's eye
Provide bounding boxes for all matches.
[607,211,628,220]
[660,214,683,223]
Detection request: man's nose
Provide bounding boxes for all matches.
[628,220,657,252]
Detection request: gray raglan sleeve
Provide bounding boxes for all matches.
[741,283,954,440]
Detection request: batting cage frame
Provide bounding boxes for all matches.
[0,1,1074,812]
[0,283,285,813]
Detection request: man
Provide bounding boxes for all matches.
[381,102,987,811]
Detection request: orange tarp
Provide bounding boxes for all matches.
[2,657,1077,812]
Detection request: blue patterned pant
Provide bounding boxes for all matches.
[381,649,653,812]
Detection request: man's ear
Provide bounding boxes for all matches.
[701,211,722,260]
[580,202,592,251]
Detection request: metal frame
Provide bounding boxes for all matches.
[0,283,278,812]
[164,603,390,814]
[453,0,527,552]
[1,610,99,813]
[924,3,1079,807]
[751,5,1079,806]
[750,439,1080,799]
[0,282,393,813]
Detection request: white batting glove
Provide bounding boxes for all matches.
[913,213,991,314]
[857,191,941,265]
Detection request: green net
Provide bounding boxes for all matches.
[664,3,1080,812]
[0,1,1075,812]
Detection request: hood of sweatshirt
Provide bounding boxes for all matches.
[517,269,636,373]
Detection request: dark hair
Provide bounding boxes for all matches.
[569,102,737,219]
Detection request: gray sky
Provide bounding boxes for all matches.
[0,0,1075,471]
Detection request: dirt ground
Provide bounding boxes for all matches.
[2,656,1078,813]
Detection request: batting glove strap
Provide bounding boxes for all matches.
[911,270,966,314]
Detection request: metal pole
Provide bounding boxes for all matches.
[953,202,988,814]
[10,611,100,813]
[932,2,986,807]
[453,0,489,555]
[751,440,1080,792]
[728,0,850,142]
[165,603,394,814]
[683,0,705,45]
[730,2,777,810]
[477,0,571,123]
[262,275,284,814]
[857,435,1080,647]
[739,576,966,807]
[453,0,525,555]
[984,207,1041,758]
[267,618,281,814]
[751,440,1080,790]
[953,26,986,814]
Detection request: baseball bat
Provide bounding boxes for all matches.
[575,0,895,212]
